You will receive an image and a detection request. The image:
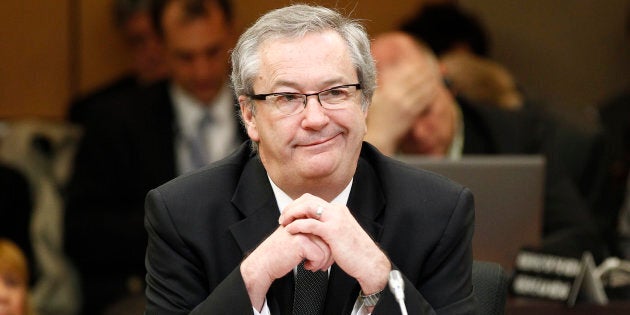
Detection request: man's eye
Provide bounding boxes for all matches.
[325,88,350,98]
[175,53,193,63]
[328,89,344,96]
[278,94,300,102]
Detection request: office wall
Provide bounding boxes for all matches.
[460,0,630,119]
[77,0,421,99]
[0,0,423,120]
[0,0,627,121]
[0,0,71,119]
[78,1,129,98]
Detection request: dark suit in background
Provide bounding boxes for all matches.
[67,74,139,126]
[64,80,246,314]
[0,163,34,280]
[458,98,607,260]
[598,92,630,257]
[145,142,475,314]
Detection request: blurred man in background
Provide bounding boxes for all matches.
[367,32,608,261]
[64,1,245,313]
[68,0,168,125]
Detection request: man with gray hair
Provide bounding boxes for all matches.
[144,4,475,314]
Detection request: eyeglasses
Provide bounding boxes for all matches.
[249,83,362,116]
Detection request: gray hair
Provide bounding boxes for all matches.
[230,4,376,113]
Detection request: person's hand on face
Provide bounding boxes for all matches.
[367,32,442,155]
[367,58,440,155]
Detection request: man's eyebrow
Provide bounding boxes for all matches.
[268,78,347,91]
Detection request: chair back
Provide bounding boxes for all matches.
[473,260,509,315]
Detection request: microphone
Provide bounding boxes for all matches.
[388,270,408,315]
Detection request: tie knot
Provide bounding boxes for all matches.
[197,112,212,130]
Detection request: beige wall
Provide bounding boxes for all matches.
[0,0,426,120]
[77,0,423,96]
[0,0,71,120]
[460,0,630,116]
[1,0,627,121]
[79,1,129,96]
[232,1,420,36]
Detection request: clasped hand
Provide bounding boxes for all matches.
[240,194,391,310]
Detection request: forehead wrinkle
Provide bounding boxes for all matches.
[257,55,350,92]
[255,32,356,92]
[261,57,355,91]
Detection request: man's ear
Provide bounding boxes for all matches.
[239,96,260,141]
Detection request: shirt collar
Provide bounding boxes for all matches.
[447,102,465,160]
[268,176,354,214]
[170,83,234,138]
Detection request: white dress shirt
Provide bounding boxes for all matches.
[171,83,240,175]
[252,178,373,314]
[446,103,465,160]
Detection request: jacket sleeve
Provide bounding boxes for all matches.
[373,187,477,315]
[144,188,254,315]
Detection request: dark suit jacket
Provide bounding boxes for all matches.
[457,98,607,260]
[67,74,139,126]
[598,92,630,256]
[145,141,476,315]
[65,80,247,313]
[0,163,34,280]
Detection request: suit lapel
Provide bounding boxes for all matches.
[229,154,279,256]
[229,155,294,314]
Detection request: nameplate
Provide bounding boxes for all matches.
[510,250,608,306]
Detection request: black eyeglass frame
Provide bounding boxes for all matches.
[248,83,362,109]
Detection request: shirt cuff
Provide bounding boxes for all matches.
[351,295,371,315]
[252,299,270,315]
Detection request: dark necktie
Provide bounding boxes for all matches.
[293,260,328,315]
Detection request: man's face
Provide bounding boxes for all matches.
[123,11,168,84]
[161,2,233,104]
[240,31,367,191]
[400,85,458,156]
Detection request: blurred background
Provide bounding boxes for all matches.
[0,0,628,125]
[0,1,628,314]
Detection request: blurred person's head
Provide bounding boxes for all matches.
[441,51,523,110]
[0,239,30,315]
[401,3,489,57]
[151,0,235,104]
[371,32,459,156]
[114,0,168,84]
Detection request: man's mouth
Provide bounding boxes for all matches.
[299,133,340,147]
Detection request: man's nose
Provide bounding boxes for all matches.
[301,95,329,129]
[192,57,212,79]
